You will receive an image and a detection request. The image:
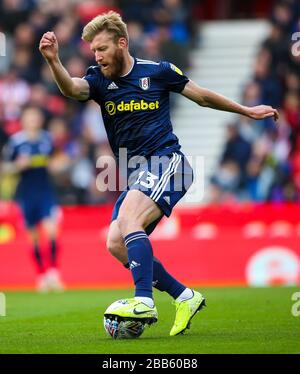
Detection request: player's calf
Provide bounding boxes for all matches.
[106,221,128,264]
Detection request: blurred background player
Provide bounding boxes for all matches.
[2,105,64,292]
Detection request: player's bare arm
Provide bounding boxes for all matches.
[1,154,31,174]
[181,79,279,121]
[39,32,89,101]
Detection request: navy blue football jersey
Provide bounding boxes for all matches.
[3,130,55,200]
[83,58,189,161]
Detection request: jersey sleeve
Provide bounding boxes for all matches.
[82,66,104,101]
[44,131,55,155]
[160,61,189,93]
[2,139,17,162]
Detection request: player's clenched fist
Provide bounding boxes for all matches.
[39,31,59,61]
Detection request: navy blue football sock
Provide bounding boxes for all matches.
[50,239,57,267]
[152,256,186,299]
[124,231,153,299]
[123,257,186,299]
[33,243,44,272]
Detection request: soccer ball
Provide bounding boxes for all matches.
[103,316,145,339]
[103,300,145,339]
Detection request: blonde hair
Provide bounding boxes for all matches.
[82,11,128,43]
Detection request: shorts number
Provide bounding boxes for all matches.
[135,171,158,189]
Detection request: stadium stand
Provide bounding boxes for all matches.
[0,0,197,205]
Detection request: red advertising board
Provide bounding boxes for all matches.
[0,202,300,288]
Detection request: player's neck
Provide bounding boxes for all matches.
[26,130,40,141]
[121,54,134,77]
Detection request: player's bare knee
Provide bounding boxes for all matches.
[116,214,143,237]
[106,235,128,264]
[116,214,128,235]
[106,236,121,256]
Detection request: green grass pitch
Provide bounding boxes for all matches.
[0,287,299,354]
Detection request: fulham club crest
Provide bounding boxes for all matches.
[139,77,150,90]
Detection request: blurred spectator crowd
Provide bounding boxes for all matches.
[210,0,300,203]
[0,0,198,205]
[2,0,299,206]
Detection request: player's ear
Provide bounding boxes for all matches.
[118,37,128,49]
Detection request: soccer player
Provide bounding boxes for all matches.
[2,105,64,293]
[39,12,278,335]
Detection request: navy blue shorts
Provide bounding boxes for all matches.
[18,194,57,228]
[111,151,193,235]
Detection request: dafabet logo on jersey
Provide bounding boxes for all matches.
[105,100,159,116]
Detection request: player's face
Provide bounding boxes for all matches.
[21,108,44,132]
[90,31,126,80]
